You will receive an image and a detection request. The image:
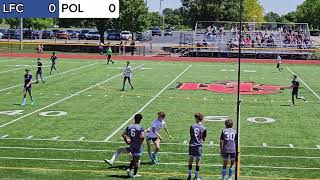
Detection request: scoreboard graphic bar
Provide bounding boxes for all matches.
[0,0,119,18]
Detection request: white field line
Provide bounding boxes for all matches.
[104,65,192,142]
[0,157,319,170]
[0,59,16,63]
[0,67,26,74]
[0,135,8,138]
[1,137,319,150]
[78,137,85,141]
[289,144,294,148]
[287,67,320,100]
[1,146,319,160]
[26,136,33,139]
[262,143,267,147]
[317,145,320,150]
[0,64,144,128]
[0,62,98,92]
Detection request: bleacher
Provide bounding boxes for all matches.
[175,21,317,59]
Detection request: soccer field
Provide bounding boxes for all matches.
[0,57,319,179]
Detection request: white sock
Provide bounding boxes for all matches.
[111,152,119,162]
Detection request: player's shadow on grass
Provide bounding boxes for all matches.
[108,165,129,170]
[107,175,131,179]
[13,103,21,106]
[280,104,292,107]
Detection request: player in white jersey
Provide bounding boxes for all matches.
[276,55,283,72]
[121,61,134,91]
[146,112,172,164]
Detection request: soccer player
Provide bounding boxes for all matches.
[121,61,134,91]
[106,46,114,64]
[146,112,172,164]
[22,69,34,106]
[187,113,207,180]
[49,52,59,75]
[291,75,306,106]
[35,58,45,83]
[220,119,237,180]
[276,55,283,72]
[130,40,135,56]
[105,114,144,178]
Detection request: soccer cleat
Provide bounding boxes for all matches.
[104,159,113,166]
[120,89,124,91]
[227,178,232,180]
[301,96,307,101]
[194,177,200,180]
[132,174,141,178]
[152,152,158,163]
[21,103,26,106]
[187,176,192,180]
[127,169,132,178]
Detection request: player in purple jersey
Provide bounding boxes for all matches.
[220,119,237,180]
[35,58,45,83]
[104,114,144,178]
[21,69,34,106]
[49,52,59,75]
[187,113,207,180]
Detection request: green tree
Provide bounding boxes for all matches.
[148,12,161,27]
[162,8,181,28]
[295,0,320,29]
[181,0,240,28]
[243,0,264,22]
[5,18,54,29]
[264,12,281,22]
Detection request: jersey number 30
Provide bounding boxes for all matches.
[224,132,235,141]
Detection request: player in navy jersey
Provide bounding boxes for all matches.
[105,114,144,178]
[49,52,59,75]
[187,113,206,180]
[35,58,45,83]
[22,69,34,106]
[220,119,237,180]
[291,75,306,106]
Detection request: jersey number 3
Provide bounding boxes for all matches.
[225,132,235,141]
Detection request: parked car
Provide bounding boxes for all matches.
[42,30,54,39]
[79,30,90,40]
[120,31,132,40]
[67,30,78,38]
[52,29,60,38]
[0,29,7,39]
[23,30,40,39]
[86,31,101,40]
[107,32,121,40]
[164,29,173,36]
[56,30,70,39]
[151,27,161,36]
[2,29,20,39]
[136,30,152,41]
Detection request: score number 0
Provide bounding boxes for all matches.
[48,3,117,13]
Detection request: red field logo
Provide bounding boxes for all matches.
[177,81,287,95]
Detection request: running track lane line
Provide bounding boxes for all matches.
[0,64,144,128]
[287,67,320,100]
[0,166,318,180]
[104,65,192,142]
[0,62,98,92]
[0,157,319,170]
[0,146,319,159]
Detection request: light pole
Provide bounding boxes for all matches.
[159,0,165,30]
[253,15,257,32]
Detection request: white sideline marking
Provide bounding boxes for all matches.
[209,141,214,145]
[78,137,85,141]
[316,145,320,150]
[104,65,192,142]
[87,95,92,97]
[289,144,294,148]
[1,146,320,160]
[1,137,320,150]
[0,59,16,63]
[0,63,98,93]
[287,67,320,100]
[26,136,33,139]
[52,136,60,140]
[0,64,144,128]
[1,135,8,138]
[0,67,26,74]
[0,156,319,170]
[183,140,187,144]
[262,143,267,147]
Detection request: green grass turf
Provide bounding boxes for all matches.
[0,57,320,179]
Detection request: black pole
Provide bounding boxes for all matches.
[235,0,243,179]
